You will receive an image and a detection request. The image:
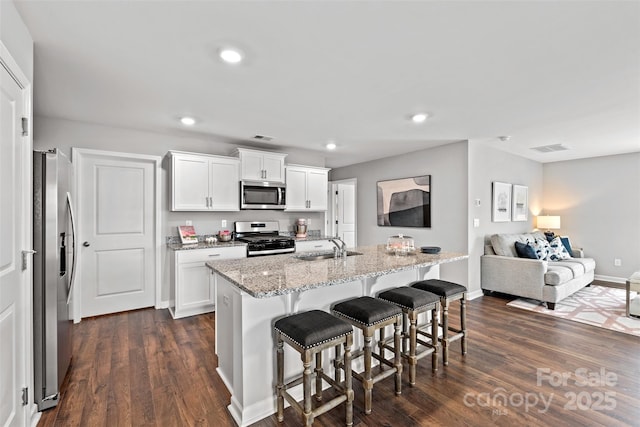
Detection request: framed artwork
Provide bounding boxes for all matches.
[377,175,431,227]
[492,182,512,222]
[512,185,529,221]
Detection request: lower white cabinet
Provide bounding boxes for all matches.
[295,239,335,253]
[169,246,246,319]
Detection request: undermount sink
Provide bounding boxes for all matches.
[294,251,363,261]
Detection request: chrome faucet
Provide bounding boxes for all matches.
[331,237,347,258]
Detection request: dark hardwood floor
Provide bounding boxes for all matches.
[38,293,640,427]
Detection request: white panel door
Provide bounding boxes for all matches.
[0,61,27,427]
[336,182,356,248]
[78,151,158,317]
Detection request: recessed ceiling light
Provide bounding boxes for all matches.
[326,142,337,150]
[180,116,196,126]
[219,48,243,64]
[410,113,429,123]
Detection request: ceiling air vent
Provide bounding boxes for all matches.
[530,144,569,153]
[253,134,274,142]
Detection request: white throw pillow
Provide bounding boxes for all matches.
[548,236,572,261]
[531,238,551,261]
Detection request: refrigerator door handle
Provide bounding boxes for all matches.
[66,192,77,304]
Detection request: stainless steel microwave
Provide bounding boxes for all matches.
[240,181,286,210]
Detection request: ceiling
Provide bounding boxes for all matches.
[14,0,640,168]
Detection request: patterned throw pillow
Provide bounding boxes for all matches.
[531,238,551,260]
[548,236,572,261]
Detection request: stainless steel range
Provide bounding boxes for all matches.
[234,221,295,257]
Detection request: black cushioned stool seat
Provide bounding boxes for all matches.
[377,287,440,384]
[274,310,354,426]
[331,297,403,415]
[411,279,467,366]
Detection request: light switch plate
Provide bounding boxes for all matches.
[221,219,227,228]
[473,218,480,228]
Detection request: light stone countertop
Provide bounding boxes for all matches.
[167,241,247,251]
[206,245,468,298]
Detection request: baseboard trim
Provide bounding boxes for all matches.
[155,300,169,309]
[468,289,484,300]
[594,274,626,284]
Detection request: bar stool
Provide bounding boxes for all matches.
[377,287,440,385]
[274,310,354,426]
[331,296,403,415]
[410,279,467,366]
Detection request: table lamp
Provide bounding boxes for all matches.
[537,215,561,240]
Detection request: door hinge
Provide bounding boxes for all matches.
[21,249,36,271]
[335,190,339,195]
[21,387,28,406]
[21,117,29,136]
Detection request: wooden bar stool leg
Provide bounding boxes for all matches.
[393,318,402,395]
[276,334,285,422]
[334,343,342,384]
[461,294,467,355]
[315,352,323,401]
[431,307,439,371]
[302,354,313,426]
[408,310,417,386]
[378,325,386,373]
[441,298,450,366]
[344,337,354,427]
[363,333,373,414]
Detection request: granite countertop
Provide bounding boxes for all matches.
[293,235,335,242]
[206,245,468,298]
[167,240,247,251]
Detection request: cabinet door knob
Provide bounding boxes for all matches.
[83,241,90,247]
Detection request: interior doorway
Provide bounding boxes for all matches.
[329,179,357,248]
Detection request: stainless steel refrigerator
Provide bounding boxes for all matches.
[33,149,76,411]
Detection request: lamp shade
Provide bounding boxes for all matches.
[537,215,561,230]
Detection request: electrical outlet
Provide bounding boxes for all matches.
[185,220,192,226]
[221,219,227,228]
[614,258,622,267]
[473,218,480,228]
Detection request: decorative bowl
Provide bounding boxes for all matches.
[217,233,232,242]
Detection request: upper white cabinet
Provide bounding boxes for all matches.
[235,148,287,182]
[169,151,239,211]
[286,165,330,211]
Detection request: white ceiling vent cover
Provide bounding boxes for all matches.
[253,134,274,142]
[530,144,569,153]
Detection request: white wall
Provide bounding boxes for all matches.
[468,142,544,293]
[331,141,469,287]
[33,116,329,302]
[0,0,34,80]
[543,152,640,281]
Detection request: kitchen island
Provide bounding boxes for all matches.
[206,245,467,426]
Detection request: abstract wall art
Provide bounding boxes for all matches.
[377,175,431,227]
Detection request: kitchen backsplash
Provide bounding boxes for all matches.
[165,229,322,244]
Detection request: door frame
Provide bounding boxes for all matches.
[328,178,357,245]
[71,148,162,323]
[0,41,34,426]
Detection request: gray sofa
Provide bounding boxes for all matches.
[481,232,595,309]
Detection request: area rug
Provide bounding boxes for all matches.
[507,285,640,337]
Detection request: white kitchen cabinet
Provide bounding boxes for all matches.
[235,148,287,182]
[169,151,239,211]
[169,245,246,319]
[295,239,335,253]
[285,165,330,211]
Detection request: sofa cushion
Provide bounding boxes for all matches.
[548,237,572,261]
[561,257,596,273]
[545,265,574,286]
[514,241,538,259]
[491,232,545,257]
[552,261,585,277]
